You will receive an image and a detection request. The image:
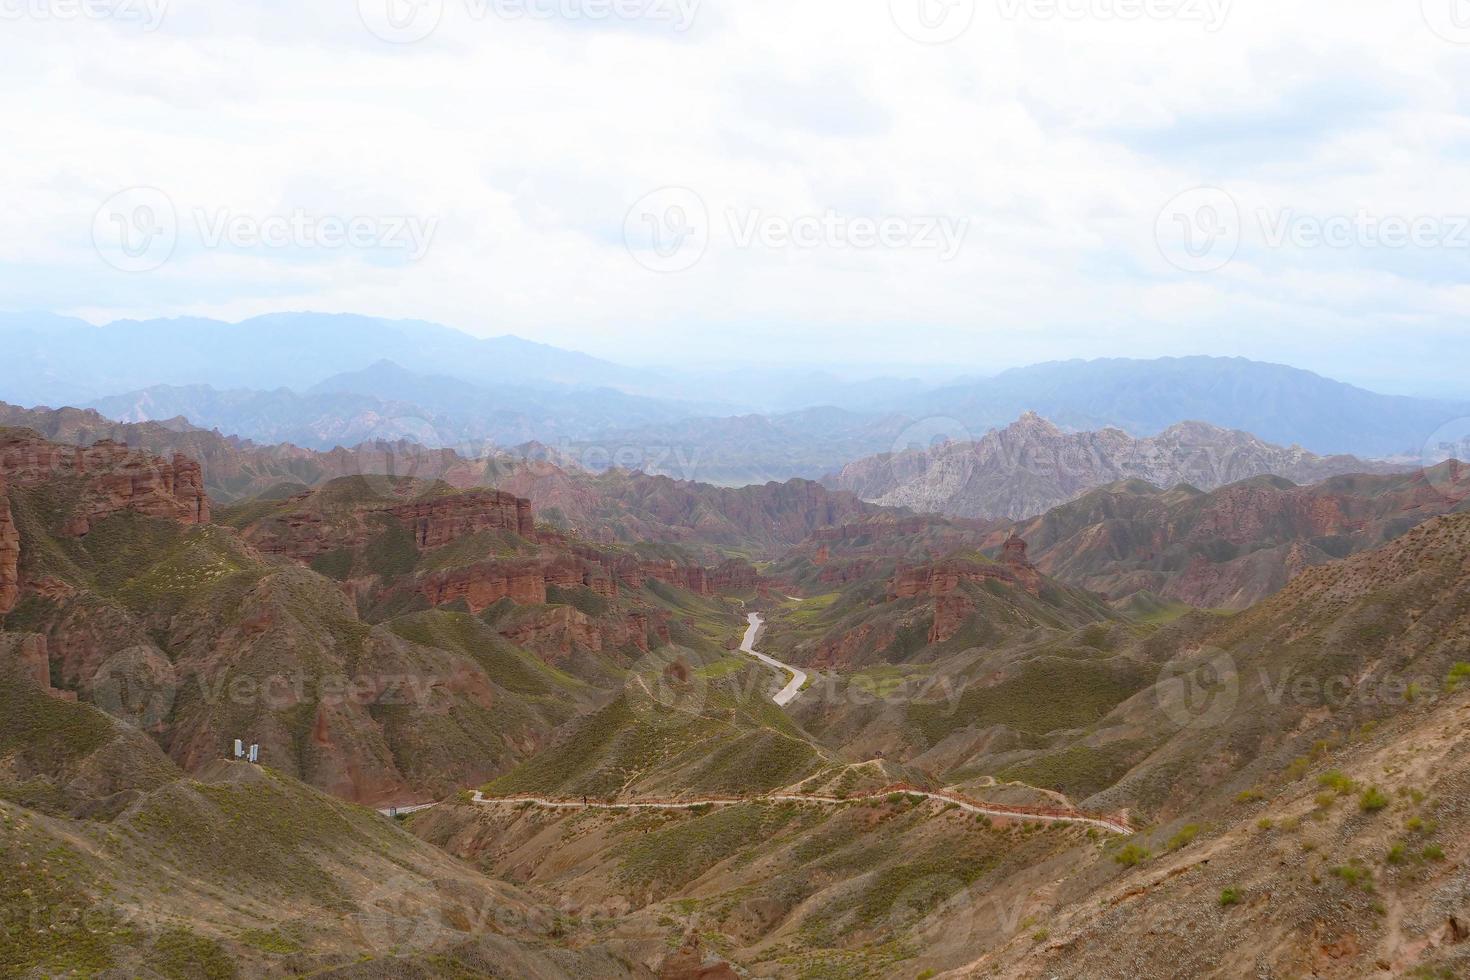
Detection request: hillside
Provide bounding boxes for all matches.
[1003,463,1470,609]
[826,412,1408,520]
[0,650,633,977]
[936,512,1470,977]
[0,430,760,806]
[396,515,1470,979]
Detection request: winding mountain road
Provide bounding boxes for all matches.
[380,612,1132,836]
[468,787,1133,836]
[741,612,808,707]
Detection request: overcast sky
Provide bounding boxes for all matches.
[2,0,1468,396]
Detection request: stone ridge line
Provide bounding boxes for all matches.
[741,612,808,706]
[465,784,1134,836]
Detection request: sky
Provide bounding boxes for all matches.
[2,0,1469,397]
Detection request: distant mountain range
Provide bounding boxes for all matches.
[825,412,1411,520]
[85,361,703,451]
[0,312,668,405]
[880,356,1470,458]
[2,313,1467,469]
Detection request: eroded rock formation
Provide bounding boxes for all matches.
[890,535,1043,643]
[0,478,18,615]
[0,431,210,536]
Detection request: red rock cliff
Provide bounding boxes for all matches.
[0,433,210,537]
[0,478,18,615]
[388,490,535,547]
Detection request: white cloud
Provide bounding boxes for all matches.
[0,0,1467,393]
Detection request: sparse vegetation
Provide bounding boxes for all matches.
[1359,786,1390,813]
[1218,887,1243,907]
[1166,824,1200,850]
[1330,863,1373,890]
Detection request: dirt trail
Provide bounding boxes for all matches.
[468,784,1134,835]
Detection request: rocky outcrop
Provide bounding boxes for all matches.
[889,537,1042,644]
[1001,533,1043,595]
[418,561,550,610]
[0,478,18,615]
[0,431,210,536]
[0,633,74,700]
[389,490,534,546]
[710,559,758,593]
[827,412,1409,521]
[891,556,1040,603]
[245,485,535,563]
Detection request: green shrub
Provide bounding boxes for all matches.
[1218,887,1243,907]
[1359,787,1390,813]
[1386,843,1408,865]
[1330,864,1372,890]
[1114,843,1151,867]
[1166,824,1200,850]
[1421,844,1446,862]
[1317,771,1357,795]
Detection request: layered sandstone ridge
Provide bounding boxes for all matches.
[0,478,18,614]
[0,431,211,615]
[413,552,757,616]
[245,485,534,562]
[890,534,1044,643]
[0,429,209,535]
